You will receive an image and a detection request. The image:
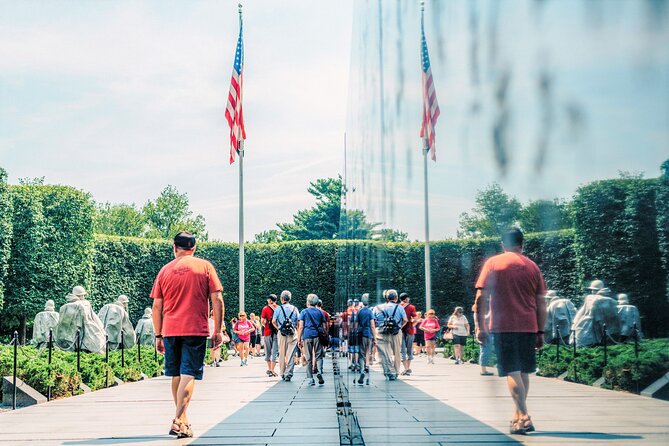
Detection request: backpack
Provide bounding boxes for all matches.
[279,306,296,336]
[379,304,401,335]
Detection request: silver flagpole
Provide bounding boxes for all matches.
[237,3,245,313]
[239,140,245,312]
[423,137,431,312]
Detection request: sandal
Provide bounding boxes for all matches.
[168,419,183,436]
[509,420,527,435]
[520,416,535,432]
[178,423,194,439]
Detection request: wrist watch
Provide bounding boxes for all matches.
[155,334,163,339]
[536,331,545,335]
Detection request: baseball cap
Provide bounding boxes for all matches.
[174,232,196,249]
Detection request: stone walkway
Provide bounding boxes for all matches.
[0,352,667,445]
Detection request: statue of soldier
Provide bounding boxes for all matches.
[31,300,60,348]
[98,295,136,350]
[543,290,576,344]
[54,289,106,353]
[135,308,156,346]
[572,280,621,346]
[617,293,642,340]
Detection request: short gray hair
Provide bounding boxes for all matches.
[386,289,398,301]
[361,293,370,306]
[307,293,319,306]
[280,290,292,302]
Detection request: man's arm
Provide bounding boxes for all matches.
[535,292,547,349]
[152,298,164,353]
[474,288,490,343]
[296,320,304,347]
[210,291,224,347]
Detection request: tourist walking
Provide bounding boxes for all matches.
[399,293,417,375]
[373,289,407,380]
[296,294,327,386]
[447,307,470,364]
[474,227,547,435]
[419,310,440,364]
[273,290,299,381]
[261,294,279,377]
[413,311,425,356]
[151,232,224,439]
[355,293,376,384]
[233,312,254,366]
[249,313,262,357]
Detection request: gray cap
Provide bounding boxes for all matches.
[587,280,605,291]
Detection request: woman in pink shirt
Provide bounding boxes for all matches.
[419,309,440,364]
[233,312,255,366]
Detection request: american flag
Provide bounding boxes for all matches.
[226,14,246,164]
[420,7,440,161]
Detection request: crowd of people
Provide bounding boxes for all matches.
[207,289,473,384]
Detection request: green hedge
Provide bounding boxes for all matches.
[573,178,669,336]
[88,232,577,325]
[0,185,95,337]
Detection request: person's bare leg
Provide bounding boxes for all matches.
[171,376,180,406]
[506,372,528,424]
[175,374,195,426]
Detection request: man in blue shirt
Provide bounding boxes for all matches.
[354,293,376,384]
[296,294,327,386]
[272,290,299,382]
[373,289,407,380]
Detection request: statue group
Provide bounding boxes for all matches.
[31,286,157,352]
[545,279,642,347]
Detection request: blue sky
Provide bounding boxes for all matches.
[1,0,667,242]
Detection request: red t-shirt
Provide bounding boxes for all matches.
[151,255,223,337]
[402,304,417,335]
[261,305,277,336]
[474,251,547,333]
[321,309,331,324]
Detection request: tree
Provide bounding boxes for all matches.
[375,228,409,242]
[142,186,208,240]
[253,229,283,243]
[457,183,522,238]
[0,168,13,310]
[94,203,146,237]
[276,177,342,240]
[519,199,573,233]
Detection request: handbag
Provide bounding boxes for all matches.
[221,332,231,343]
[443,329,454,341]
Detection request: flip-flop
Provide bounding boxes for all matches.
[480,372,494,376]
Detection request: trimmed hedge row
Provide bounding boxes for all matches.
[87,231,577,325]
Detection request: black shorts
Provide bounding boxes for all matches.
[493,332,537,377]
[164,336,207,380]
[414,334,425,346]
[453,334,468,345]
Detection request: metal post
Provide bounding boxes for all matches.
[47,329,53,401]
[137,335,141,365]
[602,323,608,367]
[238,139,245,313]
[633,323,639,393]
[422,139,431,311]
[572,329,577,383]
[154,341,158,362]
[12,331,18,410]
[121,329,125,369]
[76,328,81,372]
[105,334,109,388]
[556,328,561,363]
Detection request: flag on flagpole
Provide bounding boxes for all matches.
[420,5,440,161]
[226,10,246,164]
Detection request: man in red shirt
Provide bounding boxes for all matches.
[474,228,546,435]
[399,293,417,376]
[261,294,279,377]
[152,232,224,439]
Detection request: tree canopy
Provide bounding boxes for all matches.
[255,177,408,242]
[458,182,572,238]
[94,185,208,241]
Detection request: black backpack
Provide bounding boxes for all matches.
[379,304,401,335]
[279,306,296,336]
